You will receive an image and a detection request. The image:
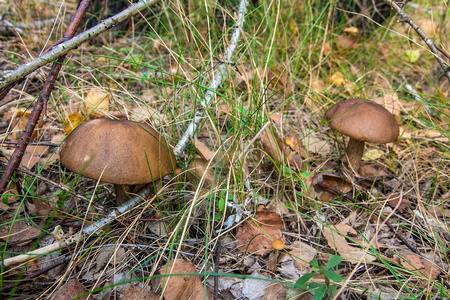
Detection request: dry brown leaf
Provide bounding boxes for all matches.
[303,133,330,156]
[372,94,404,116]
[287,241,317,271]
[270,112,283,126]
[0,221,41,246]
[261,127,303,171]
[194,139,215,161]
[358,162,389,178]
[7,107,44,142]
[337,35,359,50]
[236,210,283,256]
[262,283,286,300]
[387,194,411,213]
[416,19,437,37]
[401,253,424,271]
[83,89,109,117]
[266,67,294,93]
[235,65,255,89]
[159,259,212,300]
[322,42,332,55]
[51,279,92,300]
[188,158,215,186]
[318,174,353,194]
[322,224,376,263]
[329,72,345,86]
[122,286,159,300]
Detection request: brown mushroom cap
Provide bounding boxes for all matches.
[325,98,399,143]
[60,119,176,185]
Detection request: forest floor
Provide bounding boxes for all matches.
[0,0,449,299]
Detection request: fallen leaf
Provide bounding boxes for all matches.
[404,50,420,63]
[387,194,411,213]
[316,173,353,200]
[261,127,303,171]
[7,107,44,142]
[51,279,91,300]
[322,42,332,55]
[122,286,159,300]
[337,35,359,50]
[63,113,84,134]
[194,139,215,161]
[358,163,389,178]
[302,133,330,156]
[372,94,404,116]
[159,259,212,300]
[83,89,109,117]
[0,221,41,246]
[287,241,317,271]
[236,211,283,256]
[266,67,294,93]
[362,148,383,160]
[400,253,424,271]
[235,65,255,89]
[270,112,283,126]
[322,224,377,263]
[262,283,286,300]
[329,71,345,86]
[344,26,359,35]
[289,19,299,35]
[416,19,437,37]
[188,158,216,186]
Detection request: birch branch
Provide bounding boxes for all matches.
[0,0,160,90]
[1,186,153,268]
[173,0,249,155]
[384,0,450,83]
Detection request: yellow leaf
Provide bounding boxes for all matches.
[64,113,83,134]
[83,89,109,117]
[330,71,345,86]
[289,19,299,35]
[344,26,359,35]
[362,148,383,160]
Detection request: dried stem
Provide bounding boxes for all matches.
[384,0,450,83]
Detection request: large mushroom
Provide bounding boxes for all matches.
[59,118,176,204]
[325,98,399,173]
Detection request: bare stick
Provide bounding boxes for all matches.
[1,186,152,268]
[384,0,450,83]
[0,0,160,90]
[173,0,249,155]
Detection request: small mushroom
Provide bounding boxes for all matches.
[325,98,399,173]
[60,118,176,204]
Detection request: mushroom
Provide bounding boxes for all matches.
[59,118,176,204]
[325,98,399,173]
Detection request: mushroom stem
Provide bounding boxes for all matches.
[114,184,132,205]
[345,138,365,173]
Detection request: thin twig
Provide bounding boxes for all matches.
[0,0,93,195]
[0,0,161,90]
[173,0,249,155]
[384,0,450,83]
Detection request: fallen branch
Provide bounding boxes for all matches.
[384,0,450,83]
[173,0,249,155]
[0,0,160,90]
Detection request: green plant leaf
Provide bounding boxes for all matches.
[314,284,327,300]
[295,272,317,288]
[218,197,226,212]
[323,270,343,282]
[214,213,222,221]
[326,255,342,270]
